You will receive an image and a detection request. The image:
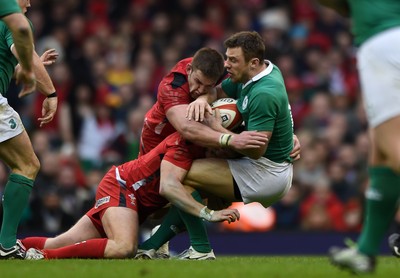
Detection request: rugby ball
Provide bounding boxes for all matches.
[211,98,242,130]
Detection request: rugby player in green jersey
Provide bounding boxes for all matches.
[0,0,35,97]
[0,0,58,259]
[319,0,400,274]
[136,31,295,260]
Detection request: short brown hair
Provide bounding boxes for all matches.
[192,47,225,82]
[224,31,265,63]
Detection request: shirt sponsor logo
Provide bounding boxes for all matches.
[95,196,110,208]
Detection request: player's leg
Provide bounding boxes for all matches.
[137,189,214,260]
[184,158,237,201]
[21,214,101,250]
[0,126,39,258]
[101,206,139,258]
[138,206,185,256]
[356,117,400,256]
[44,215,102,249]
[330,34,400,273]
[25,207,139,259]
[29,215,107,259]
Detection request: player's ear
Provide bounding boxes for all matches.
[186,64,193,75]
[250,58,259,68]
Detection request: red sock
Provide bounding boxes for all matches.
[44,238,108,259]
[21,237,48,249]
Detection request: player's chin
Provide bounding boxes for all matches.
[229,75,238,82]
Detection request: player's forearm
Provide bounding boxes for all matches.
[4,13,34,72]
[179,121,231,148]
[159,181,205,218]
[32,51,56,95]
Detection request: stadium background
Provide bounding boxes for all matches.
[0,0,396,255]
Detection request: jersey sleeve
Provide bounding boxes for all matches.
[163,142,194,171]
[0,0,21,18]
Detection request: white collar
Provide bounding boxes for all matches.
[242,60,274,89]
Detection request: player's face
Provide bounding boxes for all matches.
[225,47,251,83]
[187,66,215,99]
[18,0,31,13]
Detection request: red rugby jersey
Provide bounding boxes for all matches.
[141,58,193,154]
[118,132,205,222]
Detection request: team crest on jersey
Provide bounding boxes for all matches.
[9,118,17,129]
[128,193,136,206]
[242,96,248,110]
[95,196,110,208]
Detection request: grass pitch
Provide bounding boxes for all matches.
[0,256,397,278]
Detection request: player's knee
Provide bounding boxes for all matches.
[113,240,136,258]
[13,155,40,180]
[25,156,40,179]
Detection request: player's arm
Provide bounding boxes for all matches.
[185,87,217,122]
[168,104,227,148]
[12,48,56,97]
[2,13,36,95]
[186,85,229,121]
[12,47,58,126]
[316,0,350,17]
[231,130,270,160]
[167,104,267,150]
[159,159,239,223]
[2,12,33,73]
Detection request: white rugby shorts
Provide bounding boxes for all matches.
[227,156,293,208]
[0,95,24,143]
[357,27,400,128]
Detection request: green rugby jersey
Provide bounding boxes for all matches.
[222,62,294,163]
[0,0,21,18]
[348,0,400,46]
[0,19,19,95]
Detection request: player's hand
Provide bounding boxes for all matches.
[38,96,58,127]
[186,97,213,122]
[290,134,301,161]
[40,48,59,66]
[210,208,240,223]
[230,131,269,150]
[15,68,36,98]
[202,108,223,130]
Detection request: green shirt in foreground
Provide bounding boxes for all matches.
[222,62,294,163]
[0,0,21,18]
[348,0,400,46]
[0,19,19,95]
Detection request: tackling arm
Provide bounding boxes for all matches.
[3,13,33,72]
[167,104,268,151]
[159,160,239,223]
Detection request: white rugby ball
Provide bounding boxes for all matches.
[211,98,243,130]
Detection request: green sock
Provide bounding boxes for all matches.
[358,167,400,256]
[177,190,211,253]
[139,206,185,250]
[0,173,33,248]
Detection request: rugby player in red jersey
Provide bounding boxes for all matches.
[140,47,267,156]
[19,132,240,259]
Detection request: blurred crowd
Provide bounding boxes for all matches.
[0,0,399,236]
